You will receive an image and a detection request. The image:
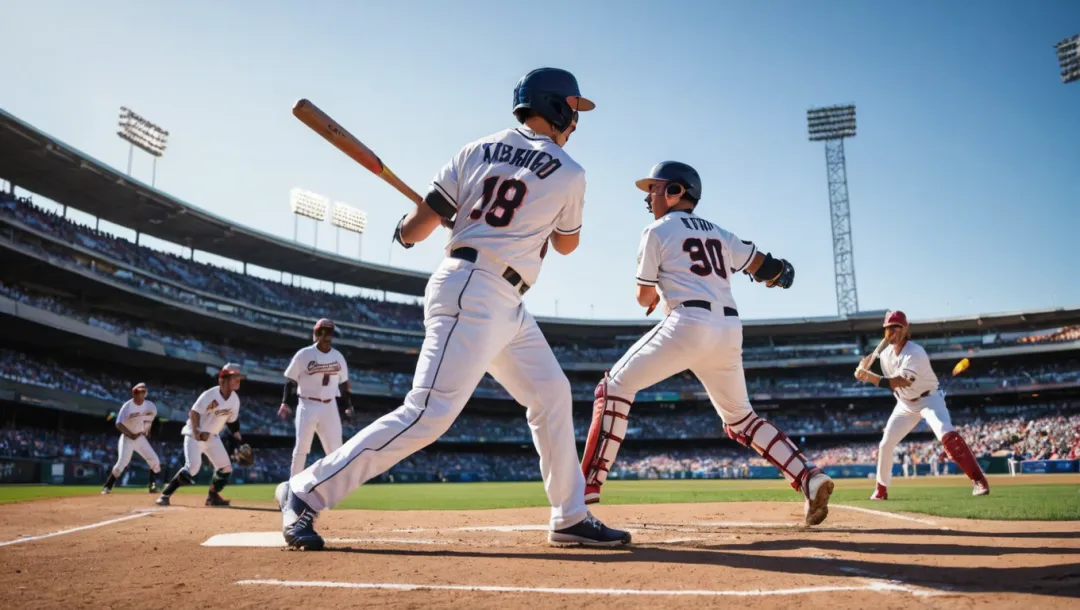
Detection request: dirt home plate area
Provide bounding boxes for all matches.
[1,489,1078,609]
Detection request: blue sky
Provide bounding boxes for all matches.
[2,1,1078,322]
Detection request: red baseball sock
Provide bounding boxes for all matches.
[942,431,987,483]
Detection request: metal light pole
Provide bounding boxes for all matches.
[1055,34,1080,84]
[117,107,169,187]
[289,188,329,250]
[807,104,859,317]
[331,202,368,259]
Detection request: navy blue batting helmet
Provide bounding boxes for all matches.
[635,161,702,202]
[513,68,595,133]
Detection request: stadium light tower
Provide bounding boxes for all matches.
[289,187,328,250]
[331,202,367,259]
[1055,33,1080,84]
[807,104,859,317]
[117,107,169,187]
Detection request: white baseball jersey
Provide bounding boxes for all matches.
[433,127,585,286]
[879,340,939,402]
[285,344,350,401]
[116,399,157,435]
[636,210,757,315]
[181,387,240,437]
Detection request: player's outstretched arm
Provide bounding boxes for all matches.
[744,251,794,289]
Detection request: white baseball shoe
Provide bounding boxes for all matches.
[972,479,990,496]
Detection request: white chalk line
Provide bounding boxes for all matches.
[0,509,159,547]
[236,578,940,598]
[831,505,950,529]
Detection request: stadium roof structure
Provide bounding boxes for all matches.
[0,109,429,296]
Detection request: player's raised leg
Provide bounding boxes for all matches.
[281,265,515,549]
[874,406,923,498]
[581,312,697,504]
[694,319,834,526]
[921,394,989,495]
[487,312,629,545]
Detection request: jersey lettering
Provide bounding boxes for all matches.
[481,142,563,179]
[469,176,528,227]
[682,237,727,278]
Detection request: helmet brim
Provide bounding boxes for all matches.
[568,96,595,112]
[635,178,665,193]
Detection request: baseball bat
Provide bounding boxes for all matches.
[292,99,424,207]
[858,336,890,372]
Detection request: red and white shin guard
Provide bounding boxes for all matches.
[942,431,989,493]
[580,374,632,504]
[725,412,813,493]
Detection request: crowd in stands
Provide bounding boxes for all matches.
[5,194,1080,364]
[3,402,1076,483]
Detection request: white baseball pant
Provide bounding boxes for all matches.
[112,434,161,476]
[875,392,954,487]
[291,257,587,530]
[183,434,232,476]
[608,307,753,424]
[291,398,344,476]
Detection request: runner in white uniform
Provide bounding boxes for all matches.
[277,67,630,550]
[579,161,835,526]
[101,383,162,494]
[279,318,353,477]
[854,310,990,499]
[155,363,247,507]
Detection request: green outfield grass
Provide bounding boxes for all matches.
[3,475,1078,520]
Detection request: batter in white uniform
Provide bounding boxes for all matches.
[279,318,353,477]
[277,67,630,550]
[579,161,835,527]
[854,310,989,499]
[101,383,162,494]
[156,363,247,507]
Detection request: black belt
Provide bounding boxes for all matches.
[301,397,332,404]
[450,247,530,295]
[681,300,738,317]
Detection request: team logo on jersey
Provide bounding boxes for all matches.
[306,360,341,374]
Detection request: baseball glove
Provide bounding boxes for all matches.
[233,443,255,467]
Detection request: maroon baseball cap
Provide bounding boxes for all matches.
[883,310,909,328]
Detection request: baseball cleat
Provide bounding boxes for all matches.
[803,468,834,526]
[870,483,888,500]
[155,495,170,506]
[148,483,159,494]
[100,488,111,495]
[972,478,990,496]
[278,482,324,551]
[205,491,231,507]
[584,484,601,505]
[548,512,631,547]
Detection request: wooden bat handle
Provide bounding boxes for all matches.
[292,99,424,207]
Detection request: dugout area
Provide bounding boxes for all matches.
[0,476,1078,609]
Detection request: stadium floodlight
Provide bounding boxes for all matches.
[1055,33,1080,84]
[289,187,329,249]
[807,103,859,317]
[117,106,169,187]
[331,202,367,259]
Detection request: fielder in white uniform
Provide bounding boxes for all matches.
[156,363,247,507]
[854,310,989,499]
[101,383,162,494]
[579,161,835,526]
[277,67,630,550]
[278,318,354,477]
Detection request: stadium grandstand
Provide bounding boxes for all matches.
[1,109,1078,487]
